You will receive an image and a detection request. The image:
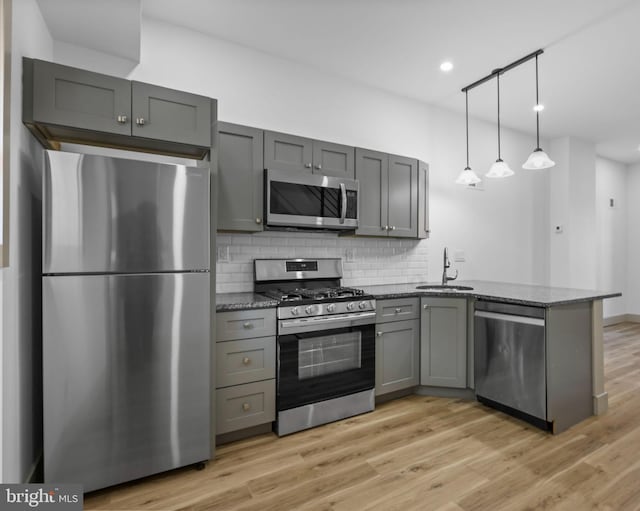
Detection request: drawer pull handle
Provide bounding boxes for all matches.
[242,357,251,365]
[377,331,383,337]
[242,402,251,411]
[395,308,402,314]
[243,322,253,329]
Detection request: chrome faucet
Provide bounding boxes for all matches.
[442,247,458,285]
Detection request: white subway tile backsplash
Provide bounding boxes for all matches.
[215,232,429,293]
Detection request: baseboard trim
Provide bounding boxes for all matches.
[415,386,476,400]
[603,314,640,326]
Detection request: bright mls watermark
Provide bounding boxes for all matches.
[0,484,82,510]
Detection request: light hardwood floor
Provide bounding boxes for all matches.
[85,322,640,511]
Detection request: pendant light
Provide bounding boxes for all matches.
[455,90,482,185]
[522,54,555,169]
[486,72,514,178]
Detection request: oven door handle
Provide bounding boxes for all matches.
[339,183,347,224]
[279,311,375,335]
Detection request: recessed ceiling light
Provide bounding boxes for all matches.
[533,103,545,112]
[440,61,453,72]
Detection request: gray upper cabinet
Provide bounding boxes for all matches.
[217,122,264,232]
[418,160,430,239]
[356,149,417,238]
[264,130,355,178]
[387,155,418,238]
[420,297,467,388]
[23,58,213,159]
[131,82,211,148]
[355,148,388,236]
[312,140,355,178]
[23,58,131,136]
[264,131,313,173]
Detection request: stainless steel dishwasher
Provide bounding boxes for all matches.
[474,300,550,430]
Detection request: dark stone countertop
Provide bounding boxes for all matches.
[361,280,621,307]
[216,292,278,312]
[216,281,621,312]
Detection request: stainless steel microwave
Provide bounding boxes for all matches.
[264,169,359,230]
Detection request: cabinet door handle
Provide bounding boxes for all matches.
[242,357,251,365]
[423,304,429,309]
[117,114,128,124]
[255,217,262,224]
[315,164,322,170]
[243,322,253,329]
[304,163,312,169]
[383,225,389,231]
[136,117,146,126]
[376,331,383,337]
[242,402,251,411]
[390,226,396,231]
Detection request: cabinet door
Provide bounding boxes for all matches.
[312,140,355,178]
[355,148,389,236]
[420,297,467,388]
[387,155,418,238]
[264,131,313,173]
[131,82,212,147]
[28,58,131,136]
[417,160,430,239]
[217,123,264,231]
[376,319,420,396]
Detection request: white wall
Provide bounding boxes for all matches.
[627,163,640,316]
[2,0,52,483]
[596,157,627,318]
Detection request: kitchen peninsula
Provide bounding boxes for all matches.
[217,279,620,435]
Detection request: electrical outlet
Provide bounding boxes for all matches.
[217,245,229,262]
[345,248,356,262]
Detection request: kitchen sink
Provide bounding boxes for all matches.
[416,285,474,291]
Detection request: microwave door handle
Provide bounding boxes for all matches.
[340,183,347,224]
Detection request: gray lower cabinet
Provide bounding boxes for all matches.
[215,309,276,436]
[264,130,355,178]
[217,122,264,231]
[23,58,213,158]
[375,298,420,396]
[356,149,418,238]
[420,297,467,388]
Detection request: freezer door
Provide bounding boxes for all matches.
[43,150,210,274]
[43,273,210,492]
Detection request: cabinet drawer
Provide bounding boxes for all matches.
[216,337,276,388]
[216,380,276,434]
[376,298,420,322]
[216,309,276,341]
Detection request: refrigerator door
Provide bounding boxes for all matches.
[43,273,210,492]
[43,150,210,274]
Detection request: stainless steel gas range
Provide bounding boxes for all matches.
[254,258,376,436]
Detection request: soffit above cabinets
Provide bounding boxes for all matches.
[36,0,141,65]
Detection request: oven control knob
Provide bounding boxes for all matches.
[291,307,299,316]
[359,301,368,310]
[327,304,336,313]
[346,302,355,311]
[305,305,313,315]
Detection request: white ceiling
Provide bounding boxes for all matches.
[51,0,640,164]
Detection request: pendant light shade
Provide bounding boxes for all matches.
[486,72,513,178]
[455,90,482,185]
[523,54,555,170]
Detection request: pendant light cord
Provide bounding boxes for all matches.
[465,90,470,168]
[535,54,540,149]
[496,72,501,159]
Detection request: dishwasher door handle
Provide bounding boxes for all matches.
[474,310,544,327]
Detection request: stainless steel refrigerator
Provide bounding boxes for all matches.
[42,150,211,492]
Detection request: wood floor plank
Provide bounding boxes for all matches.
[84,322,640,511]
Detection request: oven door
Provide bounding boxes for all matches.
[265,169,358,230]
[277,323,375,411]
